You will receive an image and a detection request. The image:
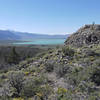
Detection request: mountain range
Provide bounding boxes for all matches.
[0,30,69,40]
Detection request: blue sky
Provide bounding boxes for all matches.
[0,0,100,35]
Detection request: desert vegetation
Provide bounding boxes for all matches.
[0,44,100,100]
[1,25,100,100]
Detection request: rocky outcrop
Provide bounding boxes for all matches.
[65,24,100,47]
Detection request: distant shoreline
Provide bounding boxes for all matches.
[0,39,65,46]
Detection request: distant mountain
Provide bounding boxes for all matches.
[0,30,69,40]
[0,30,21,40]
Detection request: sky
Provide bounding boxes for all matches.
[0,0,100,35]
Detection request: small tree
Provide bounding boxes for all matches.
[92,21,95,26]
[7,47,20,64]
[91,22,95,30]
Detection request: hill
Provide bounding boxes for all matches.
[1,24,100,100]
[0,30,69,40]
[65,24,100,47]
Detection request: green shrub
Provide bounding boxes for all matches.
[0,96,12,100]
[90,68,100,86]
[57,88,72,100]
[7,47,20,64]
[8,71,24,97]
[55,64,70,77]
[62,46,75,57]
[78,81,94,93]
[66,66,89,86]
[88,94,98,100]
[85,50,100,57]
[21,78,37,97]
[21,76,47,98]
[36,85,53,100]
[45,61,55,72]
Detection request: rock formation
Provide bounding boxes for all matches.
[65,24,100,47]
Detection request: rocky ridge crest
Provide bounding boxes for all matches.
[65,24,100,47]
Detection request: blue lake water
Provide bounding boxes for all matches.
[13,39,66,45]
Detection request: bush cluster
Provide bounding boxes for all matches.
[8,71,24,97]
[62,46,75,57]
[45,60,55,72]
[90,67,100,86]
[55,64,70,77]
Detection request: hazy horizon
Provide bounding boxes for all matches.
[0,0,100,35]
[0,29,68,35]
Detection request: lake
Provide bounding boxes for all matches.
[13,39,66,45]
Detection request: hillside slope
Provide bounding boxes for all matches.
[1,25,100,100]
